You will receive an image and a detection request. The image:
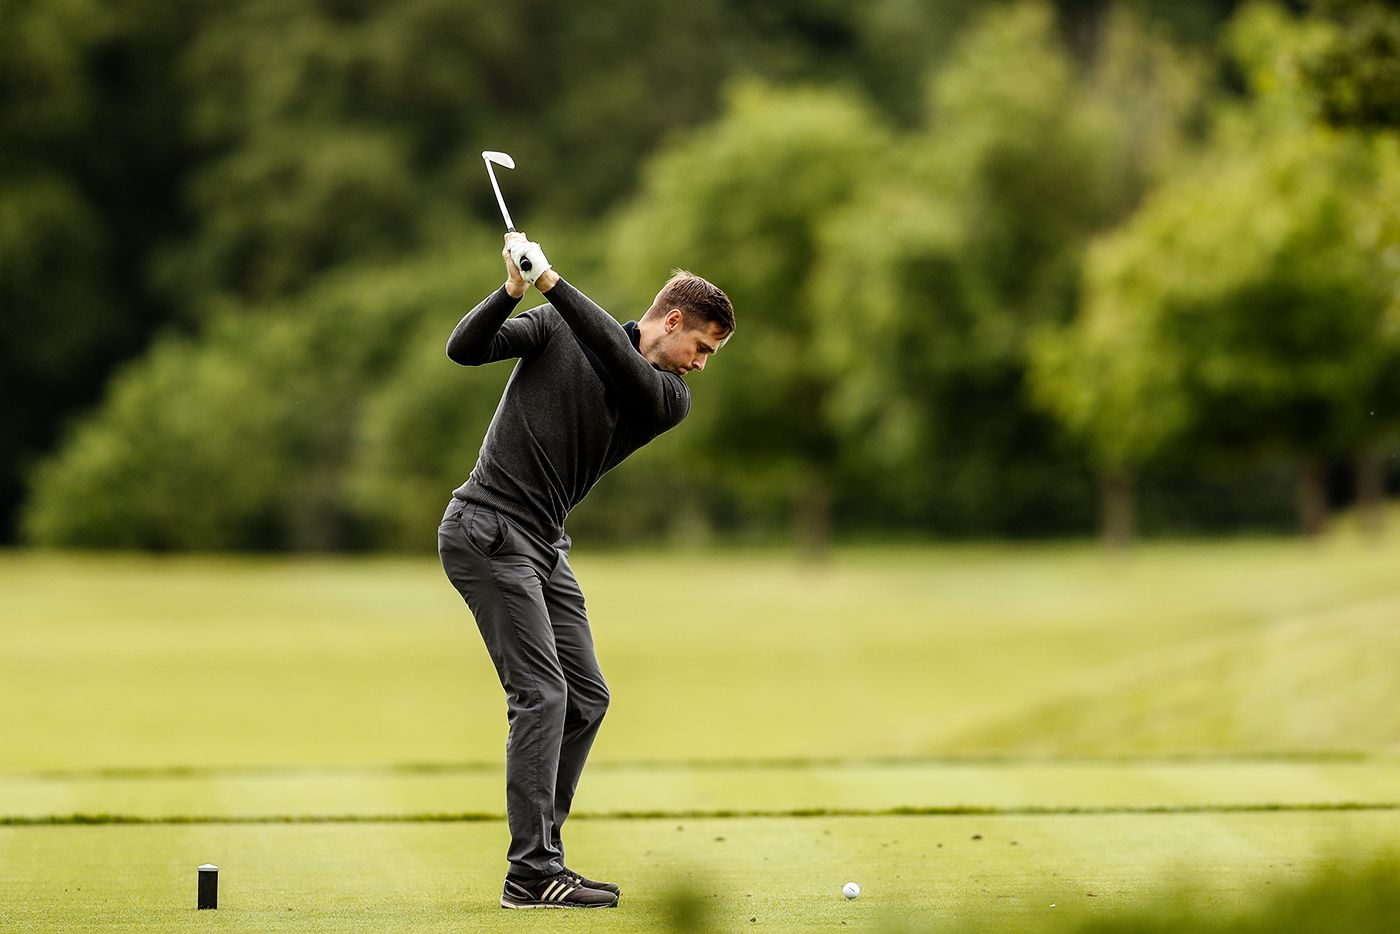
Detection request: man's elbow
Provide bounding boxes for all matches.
[644,400,688,434]
[445,339,482,366]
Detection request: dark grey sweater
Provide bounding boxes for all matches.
[446,278,691,543]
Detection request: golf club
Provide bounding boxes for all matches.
[481,150,531,272]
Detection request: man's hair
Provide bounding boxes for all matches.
[645,270,735,338]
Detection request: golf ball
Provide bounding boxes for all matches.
[843,882,860,899]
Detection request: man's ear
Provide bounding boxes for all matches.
[665,309,685,332]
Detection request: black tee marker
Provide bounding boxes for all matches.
[197,864,218,909]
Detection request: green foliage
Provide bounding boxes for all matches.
[609,79,892,534]
[0,0,110,146]
[344,319,508,551]
[23,334,294,550]
[161,0,909,307]
[1032,2,1400,536]
[13,0,1396,550]
[0,0,204,537]
[167,126,428,302]
[24,238,503,550]
[1037,129,1396,478]
[813,1,1205,532]
[14,0,1004,542]
[1226,2,1342,131]
[0,172,104,373]
[1302,0,1400,129]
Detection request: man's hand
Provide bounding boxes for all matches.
[502,233,529,298]
[507,234,551,288]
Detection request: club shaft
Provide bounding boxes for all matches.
[484,164,515,230]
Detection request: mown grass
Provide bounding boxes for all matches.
[3,813,1397,932]
[3,758,1399,822]
[3,534,1398,772]
[2,535,1398,931]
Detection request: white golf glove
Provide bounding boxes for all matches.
[508,239,551,286]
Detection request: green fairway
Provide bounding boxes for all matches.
[3,537,1398,930]
[3,813,1398,932]
[0,812,1394,934]
[3,537,1398,772]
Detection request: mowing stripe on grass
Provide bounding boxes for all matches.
[5,750,1391,782]
[5,801,1398,826]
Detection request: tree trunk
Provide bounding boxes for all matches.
[1355,444,1385,539]
[1296,458,1329,538]
[795,468,831,563]
[1100,469,1134,552]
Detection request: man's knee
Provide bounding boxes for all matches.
[512,677,569,724]
[568,680,609,726]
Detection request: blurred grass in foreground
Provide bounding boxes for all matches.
[1064,855,1400,934]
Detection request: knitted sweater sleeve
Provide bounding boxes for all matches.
[446,286,554,365]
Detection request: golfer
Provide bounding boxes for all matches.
[438,232,734,909]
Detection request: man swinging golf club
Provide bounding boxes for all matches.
[438,221,734,908]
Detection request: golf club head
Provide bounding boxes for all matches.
[482,150,515,170]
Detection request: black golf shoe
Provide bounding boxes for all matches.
[564,866,622,896]
[500,871,619,909]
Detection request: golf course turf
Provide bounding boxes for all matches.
[3,534,1397,930]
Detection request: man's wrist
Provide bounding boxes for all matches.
[534,269,560,292]
[504,280,528,299]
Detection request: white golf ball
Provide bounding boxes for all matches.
[843,882,860,899]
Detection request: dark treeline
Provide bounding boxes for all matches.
[5,0,1396,551]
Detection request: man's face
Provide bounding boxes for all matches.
[653,313,728,377]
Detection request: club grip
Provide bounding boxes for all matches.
[506,228,532,271]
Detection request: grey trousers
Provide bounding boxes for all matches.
[438,498,609,879]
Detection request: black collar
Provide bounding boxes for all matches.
[623,320,642,352]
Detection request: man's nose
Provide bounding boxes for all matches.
[691,355,706,371]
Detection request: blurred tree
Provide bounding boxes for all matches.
[1035,1,1400,544]
[1353,133,1400,536]
[607,80,892,557]
[23,237,504,550]
[844,0,987,125]
[159,0,907,309]
[1301,0,1400,129]
[165,126,426,301]
[814,1,1206,539]
[1038,131,1395,539]
[1,0,200,541]
[12,0,1326,551]
[343,318,510,551]
[1294,0,1400,533]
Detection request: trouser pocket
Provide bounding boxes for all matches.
[463,504,509,558]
